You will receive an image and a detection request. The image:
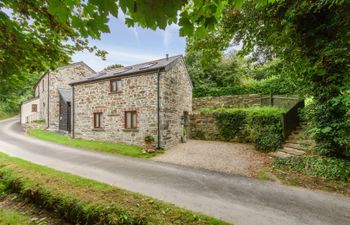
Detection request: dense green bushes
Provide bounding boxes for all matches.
[193,76,302,98]
[201,107,285,151]
[273,156,350,181]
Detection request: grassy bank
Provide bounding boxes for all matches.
[257,156,350,196]
[0,208,32,225]
[27,129,162,158]
[0,111,17,121]
[0,153,229,224]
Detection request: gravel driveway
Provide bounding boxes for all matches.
[153,140,272,177]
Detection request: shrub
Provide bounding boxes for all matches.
[193,129,206,139]
[214,109,248,142]
[213,107,285,151]
[273,156,350,181]
[144,135,155,143]
[246,108,284,151]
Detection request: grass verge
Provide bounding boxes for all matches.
[272,169,350,196]
[0,208,31,225]
[0,152,230,225]
[0,111,17,121]
[27,129,162,159]
[256,156,350,196]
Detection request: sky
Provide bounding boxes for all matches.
[72,15,186,72]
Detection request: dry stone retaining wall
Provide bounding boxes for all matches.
[192,94,262,111]
[189,114,220,140]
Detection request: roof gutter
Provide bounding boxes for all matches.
[47,70,50,129]
[156,69,161,150]
[70,68,160,86]
[72,86,75,138]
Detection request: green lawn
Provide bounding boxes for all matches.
[0,208,31,225]
[27,129,162,158]
[0,152,229,225]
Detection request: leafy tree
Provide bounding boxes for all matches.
[0,0,271,77]
[189,1,350,157]
[185,48,248,97]
[104,64,124,71]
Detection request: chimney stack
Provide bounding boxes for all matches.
[166,54,169,60]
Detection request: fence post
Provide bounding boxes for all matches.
[270,94,273,106]
[281,113,286,139]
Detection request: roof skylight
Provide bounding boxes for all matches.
[113,67,132,75]
[139,62,157,70]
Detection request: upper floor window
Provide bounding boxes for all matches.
[42,80,44,92]
[93,112,103,128]
[110,79,122,92]
[32,104,37,112]
[125,111,137,129]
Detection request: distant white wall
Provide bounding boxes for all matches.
[21,98,41,124]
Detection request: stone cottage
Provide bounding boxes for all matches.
[21,62,96,132]
[70,55,192,149]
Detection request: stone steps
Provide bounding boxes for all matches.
[283,142,313,151]
[270,124,314,158]
[269,151,293,158]
[280,147,305,156]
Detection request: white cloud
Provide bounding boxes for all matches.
[132,27,139,41]
[162,24,180,50]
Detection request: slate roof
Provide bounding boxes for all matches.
[70,55,183,86]
[34,61,96,89]
[58,88,72,102]
[21,97,39,105]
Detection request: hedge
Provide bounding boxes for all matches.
[200,107,285,152]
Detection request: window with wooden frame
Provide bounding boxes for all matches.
[32,104,37,112]
[125,111,137,129]
[93,112,103,128]
[110,79,122,92]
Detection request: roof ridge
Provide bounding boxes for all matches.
[102,54,182,73]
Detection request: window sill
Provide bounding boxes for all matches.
[122,129,139,132]
[92,128,105,132]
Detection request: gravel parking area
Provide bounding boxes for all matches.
[153,140,272,177]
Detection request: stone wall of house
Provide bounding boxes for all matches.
[73,72,159,147]
[160,58,193,149]
[48,63,94,130]
[192,94,262,111]
[20,98,41,124]
[34,73,49,125]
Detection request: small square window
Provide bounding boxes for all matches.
[32,104,37,112]
[93,112,103,128]
[110,79,122,92]
[125,111,137,129]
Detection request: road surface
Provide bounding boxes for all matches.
[0,117,349,225]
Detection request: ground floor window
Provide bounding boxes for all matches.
[125,111,137,129]
[93,112,103,128]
